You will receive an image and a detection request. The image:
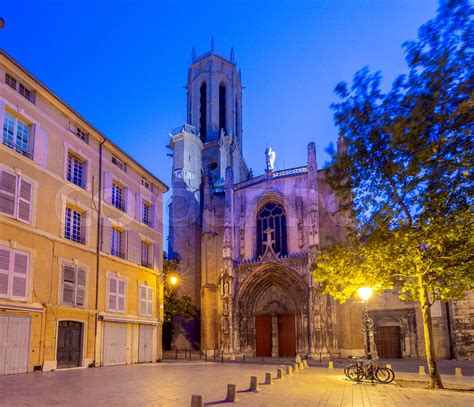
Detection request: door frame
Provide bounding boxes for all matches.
[55,319,87,369]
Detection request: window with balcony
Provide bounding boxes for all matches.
[141,241,152,268]
[61,263,86,307]
[67,153,86,188]
[4,73,35,103]
[111,183,124,211]
[65,207,84,244]
[2,111,32,158]
[111,227,125,258]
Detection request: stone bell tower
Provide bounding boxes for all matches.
[169,42,249,349]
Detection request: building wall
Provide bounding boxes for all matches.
[0,51,167,374]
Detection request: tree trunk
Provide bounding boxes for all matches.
[418,273,444,389]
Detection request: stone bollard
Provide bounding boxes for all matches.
[303,360,309,368]
[328,361,334,370]
[276,368,285,379]
[286,365,293,376]
[249,376,260,392]
[264,372,273,385]
[191,395,203,407]
[386,364,392,369]
[294,363,299,373]
[225,384,239,403]
[455,367,463,376]
[298,362,304,370]
[295,354,302,364]
[418,366,426,375]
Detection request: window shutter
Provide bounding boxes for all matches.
[140,285,147,315]
[12,251,28,299]
[147,287,153,316]
[103,171,112,204]
[33,124,48,167]
[108,276,117,311]
[17,178,32,223]
[127,231,141,265]
[136,193,143,221]
[101,222,111,254]
[126,188,136,217]
[118,279,126,312]
[0,248,10,296]
[0,170,17,217]
[76,266,86,307]
[62,264,76,305]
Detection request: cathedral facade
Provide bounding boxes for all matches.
[168,47,473,359]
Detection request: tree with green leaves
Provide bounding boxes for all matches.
[313,0,473,389]
[162,255,195,350]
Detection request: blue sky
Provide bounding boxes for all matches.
[1,0,437,214]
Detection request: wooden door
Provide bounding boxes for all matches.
[278,314,296,357]
[375,326,401,358]
[255,315,272,357]
[138,325,153,363]
[57,321,82,368]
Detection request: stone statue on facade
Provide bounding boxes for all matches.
[265,147,276,173]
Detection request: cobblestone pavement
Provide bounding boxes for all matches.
[0,362,473,406]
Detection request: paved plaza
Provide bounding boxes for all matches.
[0,361,473,406]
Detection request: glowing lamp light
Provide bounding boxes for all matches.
[357,286,373,302]
[169,276,178,286]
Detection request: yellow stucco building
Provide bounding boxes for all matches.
[0,50,168,374]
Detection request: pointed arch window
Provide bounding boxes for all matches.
[199,81,207,142]
[256,202,287,258]
[219,83,226,133]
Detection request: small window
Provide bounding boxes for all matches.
[61,263,86,307]
[2,111,32,158]
[65,207,84,244]
[141,241,152,268]
[0,169,32,223]
[111,227,125,258]
[141,178,152,191]
[142,201,152,227]
[67,153,86,188]
[139,284,153,316]
[112,156,127,172]
[108,275,126,312]
[4,73,35,103]
[0,245,29,300]
[111,183,124,211]
[74,126,89,144]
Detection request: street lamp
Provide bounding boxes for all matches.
[169,275,178,286]
[0,18,5,29]
[358,286,375,359]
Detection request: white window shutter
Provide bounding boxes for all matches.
[0,99,5,140]
[0,248,10,296]
[147,287,153,316]
[62,264,76,305]
[12,251,28,299]
[103,172,112,204]
[125,188,136,217]
[136,193,143,221]
[127,230,141,265]
[108,276,117,311]
[140,285,147,315]
[17,178,32,223]
[76,266,86,307]
[118,279,126,312]
[101,221,111,254]
[33,124,48,167]
[0,170,17,217]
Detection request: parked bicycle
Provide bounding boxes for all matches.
[344,356,395,383]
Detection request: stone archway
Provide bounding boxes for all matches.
[236,262,309,357]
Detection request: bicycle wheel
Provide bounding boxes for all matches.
[375,367,395,383]
[346,365,364,382]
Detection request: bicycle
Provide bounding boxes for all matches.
[344,356,395,383]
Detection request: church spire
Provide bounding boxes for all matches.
[191,45,196,63]
[210,36,215,52]
[230,46,235,63]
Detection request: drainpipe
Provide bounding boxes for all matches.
[93,138,106,365]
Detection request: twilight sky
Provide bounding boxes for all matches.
[1,0,438,224]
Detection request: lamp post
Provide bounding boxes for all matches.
[0,18,4,29]
[357,286,375,359]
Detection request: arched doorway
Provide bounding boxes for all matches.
[236,263,309,357]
